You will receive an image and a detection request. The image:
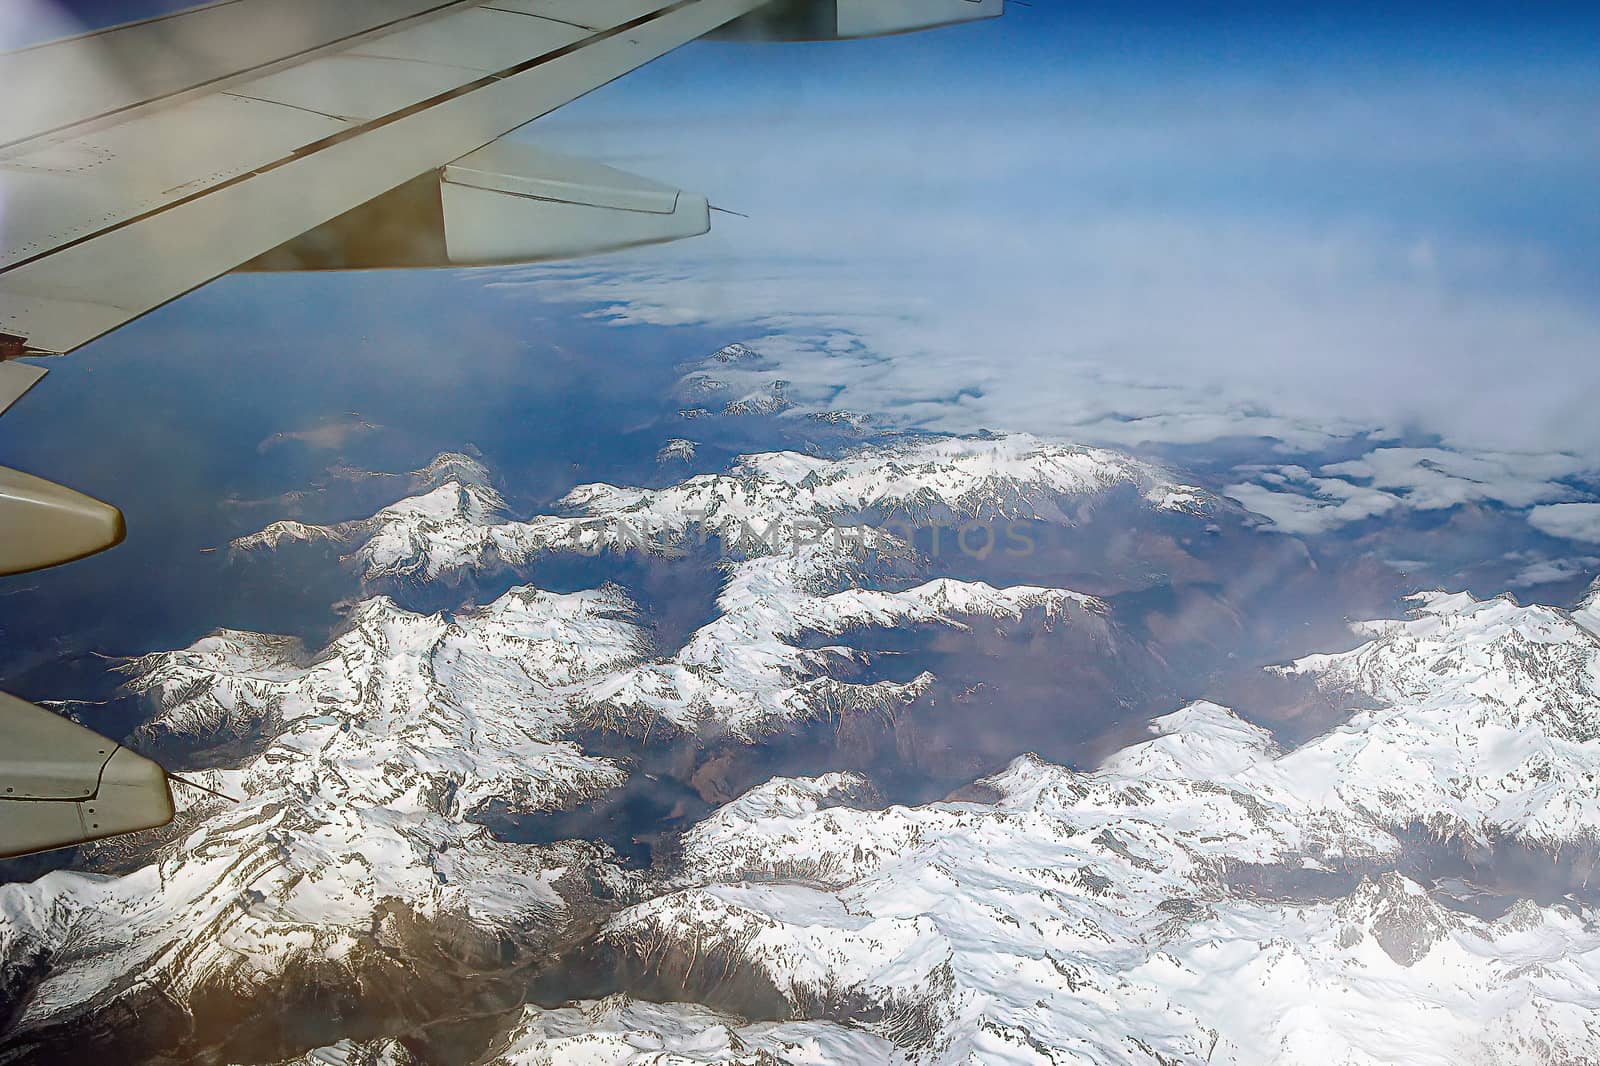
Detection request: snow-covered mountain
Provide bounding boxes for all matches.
[12,429,1600,1064]
[1266,589,1600,849]
[216,648,1600,1063]
[11,567,1085,1048]
[228,435,1200,736]
[595,687,1600,1065]
[231,452,501,563]
[231,434,1208,586]
[213,589,1600,1064]
[126,586,644,807]
[3,439,1163,1058]
[0,586,647,1058]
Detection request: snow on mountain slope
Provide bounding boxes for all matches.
[1266,589,1600,848]
[408,452,494,488]
[228,436,1167,737]
[232,434,1207,585]
[721,381,791,417]
[721,433,1208,520]
[250,998,900,1066]
[599,714,1600,1065]
[481,995,904,1065]
[254,1040,417,1066]
[13,568,1600,1060]
[1,435,1150,1049]
[230,519,348,553]
[1574,577,1600,638]
[0,586,648,1051]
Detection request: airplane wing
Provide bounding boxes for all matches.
[0,692,174,860]
[0,0,769,358]
[0,0,1001,858]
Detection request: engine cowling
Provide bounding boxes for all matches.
[713,0,1003,41]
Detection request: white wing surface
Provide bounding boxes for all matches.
[0,0,773,355]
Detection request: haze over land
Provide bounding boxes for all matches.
[3,2,1600,1063]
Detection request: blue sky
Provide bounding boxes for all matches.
[10,2,1600,549]
[466,2,1600,552]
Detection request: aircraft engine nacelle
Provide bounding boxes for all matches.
[0,363,125,577]
[713,0,1003,40]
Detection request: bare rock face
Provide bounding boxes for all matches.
[656,438,699,466]
[1336,873,1461,967]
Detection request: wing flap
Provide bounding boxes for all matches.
[443,142,709,263]
[444,141,682,213]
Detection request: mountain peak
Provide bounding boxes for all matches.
[1100,700,1279,781]
[1576,576,1600,637]
[409,451,492,490]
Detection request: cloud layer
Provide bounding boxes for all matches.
[473,33,1600,542]
[1530,504,1600,545]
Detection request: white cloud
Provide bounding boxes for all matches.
[1529,504,1600,544]
[469,62,1600,540]
[493,210,1600,461]
[1218,449,1590,535]
[1223,467,1402,535]
[483,97,1600,461]
[1509,555,1600,586]
[1319,448,1587,510]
